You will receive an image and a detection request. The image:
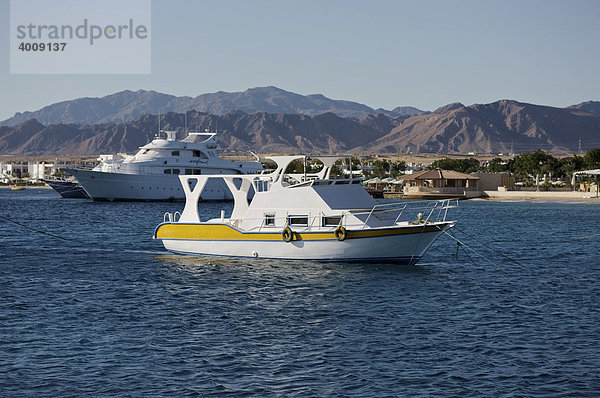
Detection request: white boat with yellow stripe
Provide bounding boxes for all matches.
[154,156,457,264]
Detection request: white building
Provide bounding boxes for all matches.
[0,161,79,183]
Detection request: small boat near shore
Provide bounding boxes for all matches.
[154,155,457,263]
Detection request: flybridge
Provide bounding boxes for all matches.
[15,19,148,45]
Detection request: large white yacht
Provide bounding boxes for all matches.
[65,130,263,201]
[154,155,457,263]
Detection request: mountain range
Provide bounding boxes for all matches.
[0,86,425,127]
[1,98,599,156]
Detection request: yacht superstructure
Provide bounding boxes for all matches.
[65,131,263,201]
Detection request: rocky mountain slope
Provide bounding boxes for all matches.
[568,101,600,116]
[1,100,599,156]
[0,111,402,156]
[1,86,425,127]
[363,100,600,154]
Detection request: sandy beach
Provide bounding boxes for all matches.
[482,190,600,202]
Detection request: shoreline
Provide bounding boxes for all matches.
[3,185,600,203]
[480,190,600,203]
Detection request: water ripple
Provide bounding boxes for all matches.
[1,191,599,395]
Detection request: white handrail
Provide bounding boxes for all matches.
[228,198,457,233]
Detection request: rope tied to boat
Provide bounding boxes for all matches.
[435,224,523,268]
[0,213,70,242]
[575,232,600,240]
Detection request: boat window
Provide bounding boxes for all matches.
[193,169,202,175]
[322,216,342,226]
[193,150,209,159]
[142,149,150,154]
[172,169,180,174]
[185,169,193,174]
[171,150,180,156]
[264,213,275,227]
[255,179,269,192]
[164,169,172,174]
[288,215,308,226]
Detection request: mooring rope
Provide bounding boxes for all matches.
[436,225,503,267]
[452,225,524,268]
[437,224,525,268]
[575,232,600,240]
[449,228,476,265]
[0,213,71,242]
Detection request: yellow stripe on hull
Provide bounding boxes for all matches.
[155,222,450,242]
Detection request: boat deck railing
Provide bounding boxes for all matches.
[233,198,458,233]
[351,198,458,229]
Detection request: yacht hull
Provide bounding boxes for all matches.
[44,179,89,198]
[154,222,453,264]
[65,169,233,201]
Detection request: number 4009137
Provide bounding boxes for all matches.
[18,42,66,51]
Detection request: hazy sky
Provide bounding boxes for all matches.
[1,0,599,120]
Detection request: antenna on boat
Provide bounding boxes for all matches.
[184,111,188,134]
[158,110,161,135]
[303,156,307,181]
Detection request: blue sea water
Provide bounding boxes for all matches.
[1,187,599,396]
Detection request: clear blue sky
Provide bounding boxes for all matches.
[1,0,599,120]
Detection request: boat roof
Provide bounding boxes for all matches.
[400,169,479,181]
[139,131,219,150]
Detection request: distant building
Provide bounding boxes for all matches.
[399,169,481,199]
[471,172,515,191]
[0,161,86,183]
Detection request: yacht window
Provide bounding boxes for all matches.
[185,169,193,174]
[288,215,308,226]
[164,169,172,174]
[193,169,202,175]
[171,150,180,156]
[193,150,209,159]
[142,149,150,154]
[172,169,181,174]
[323,216,342,226]
[264,214,275,227]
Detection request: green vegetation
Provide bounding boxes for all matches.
[584,148,600,169]
[283,158,325,174]
[361,159,407,179]
[427,158,480,174]
[266,149,599,187]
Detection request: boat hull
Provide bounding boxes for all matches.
[65,169,234,201]
[45,179,89,198]
[154,222,453,264]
